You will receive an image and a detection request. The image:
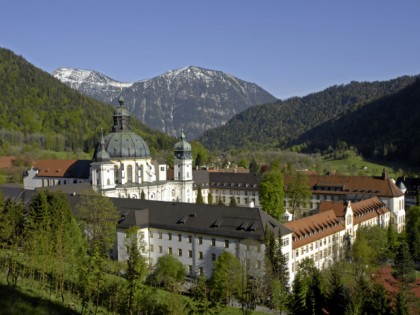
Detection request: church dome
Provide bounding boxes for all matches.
[93,95,151,160]
[100,131,150,159]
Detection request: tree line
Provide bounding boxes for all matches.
[199,75,418,153]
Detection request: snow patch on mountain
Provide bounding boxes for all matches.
[52,65,277,138]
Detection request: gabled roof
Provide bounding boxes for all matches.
[284,174,404,198]
[351,197,389,225]
[319,197,390,226]
[284,210,344,249]
[319,200,346,218]
[113,198,291,240]
[32,160,91,179]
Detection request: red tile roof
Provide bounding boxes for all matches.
[351,197,389,225]
[32,160,91,179]
[319,197,389,225]
[319,200,346,218]
[285,174,404,198]
[34,160,78,177]
[0,156,15,169]
[284,210,344,249]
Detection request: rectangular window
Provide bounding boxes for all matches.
[168,247,172,255]
[212,253,216,261]
[150,244,154,252]
[188,250,192,258]
[178,249,182,256]
[211,238,216,246]
[199,251,203,260]
[178,234,182,242]
[150,231,154,238]
[224,240,229,248]
[168,233,172,240]
[198,236,203,244]
[158,232,162,239]
[188,265,193,275]
[199,267,204,275]
[158,246,162,253]
[188,235,192,243]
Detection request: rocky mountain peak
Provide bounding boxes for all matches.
[53,66,276,139]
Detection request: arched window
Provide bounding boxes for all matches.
[114,166,118,184]
[127,165,133,183]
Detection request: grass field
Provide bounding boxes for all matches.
[320,150,420,178]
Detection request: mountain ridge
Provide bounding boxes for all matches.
[53,65,277,139]
[199,75,419,155]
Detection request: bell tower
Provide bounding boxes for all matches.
[174,132,192,181]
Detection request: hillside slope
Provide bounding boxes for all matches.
[0,48,174,154]
[199,76,418,151]
[294,78,420,164]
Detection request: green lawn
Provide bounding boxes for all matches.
[320,151,419,177]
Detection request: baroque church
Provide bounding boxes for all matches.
[91,95,194,202]
[24,95,196,203]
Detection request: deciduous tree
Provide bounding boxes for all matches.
[210,251,242,306]
[76,190,120,253]
[149,254,185,292]
[286,171,311,219]
[259,161,284,220]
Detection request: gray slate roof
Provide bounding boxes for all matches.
[0,184,291,240]
[112,198,291,240]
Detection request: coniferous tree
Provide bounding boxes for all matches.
[124,226,148,314]
[350,275,371,315]
[207,192,213,205]
[196,185,204,204]
[393,241,415,284]
[367,283,392,315]
[406,205,420,262]
[387,222,397,257]
[229,196,237,207]
[191,275,218,314]
[249,158,258,174]
[289,258,324,315]
[393,287,409,315]
[325,266,348,315]
[0,197,24,287]
[141,190,146,200]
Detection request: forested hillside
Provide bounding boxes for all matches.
[294,78,420,164]
[0,48,174,155]
[199,76,418,151]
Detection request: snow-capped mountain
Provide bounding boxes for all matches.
[53,66,277,139]
[52,67,135,104]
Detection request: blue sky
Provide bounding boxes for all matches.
[1,0,420,99]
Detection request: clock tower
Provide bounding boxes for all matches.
[174,132,192,181]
